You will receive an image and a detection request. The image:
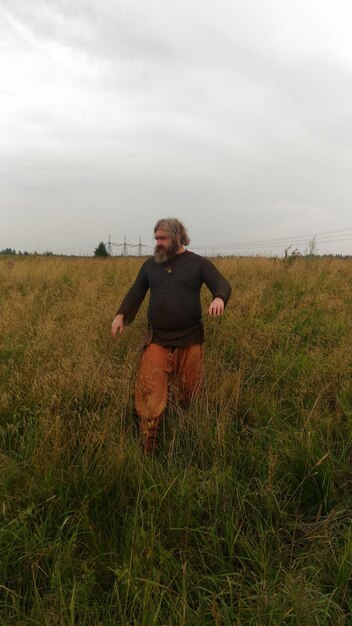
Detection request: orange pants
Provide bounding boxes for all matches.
[135,343,204,445]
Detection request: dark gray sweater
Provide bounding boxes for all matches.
[116,251,231,346]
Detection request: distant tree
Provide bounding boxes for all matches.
[0,248,16,255]
[94,242,109,257]
[305,235,317,256]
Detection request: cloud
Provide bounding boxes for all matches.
[1,0,352,254]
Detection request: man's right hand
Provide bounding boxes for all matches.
[111,314,124,338]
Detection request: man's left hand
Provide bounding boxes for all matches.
[208,297,224,316]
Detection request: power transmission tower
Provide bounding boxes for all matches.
[108,234,112,256]
[138,236,143,257]
[123,235,128,256]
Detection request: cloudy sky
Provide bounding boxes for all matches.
[1,0,352,256]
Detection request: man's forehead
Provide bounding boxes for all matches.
[155,229,169,238]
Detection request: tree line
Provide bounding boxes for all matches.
[0,243,108,257]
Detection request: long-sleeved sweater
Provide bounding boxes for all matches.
[116,251,231,346]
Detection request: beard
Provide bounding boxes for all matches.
[154,240,180,264]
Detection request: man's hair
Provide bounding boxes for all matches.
[154,218,190,246]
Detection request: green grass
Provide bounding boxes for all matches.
[0,255,351,624]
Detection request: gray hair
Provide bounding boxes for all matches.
[154,218,190,246]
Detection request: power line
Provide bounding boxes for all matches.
[192,226,352,251]
[199,235,352,252]
[193,228,352,250]
[38,225,352,257]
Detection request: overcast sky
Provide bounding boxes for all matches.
[1,0,352,256]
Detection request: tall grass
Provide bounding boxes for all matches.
[0,255,351,625]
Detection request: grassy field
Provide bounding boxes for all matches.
[0,255,351,625]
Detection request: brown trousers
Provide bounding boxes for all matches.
[135,343,204,446]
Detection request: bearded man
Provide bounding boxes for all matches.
[111,218,231,453]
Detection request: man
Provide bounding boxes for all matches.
[111,218,231,453]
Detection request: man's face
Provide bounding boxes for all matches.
[154,229,179,263]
